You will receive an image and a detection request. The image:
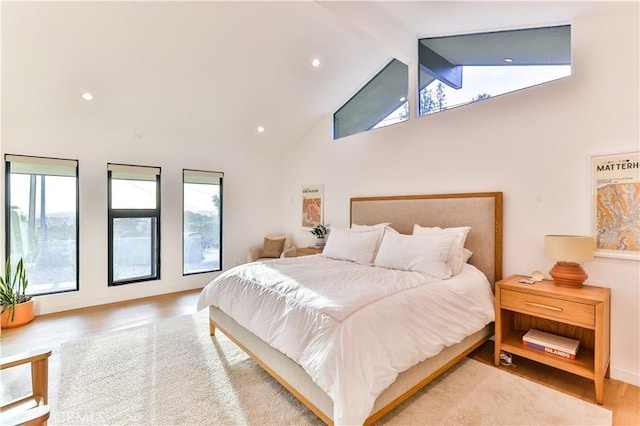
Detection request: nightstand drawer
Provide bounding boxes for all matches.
[501,289,595,327]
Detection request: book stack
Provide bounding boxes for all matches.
[522,329,580,360]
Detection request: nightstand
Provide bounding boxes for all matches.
[296,247,323,256]
[494,274,611,404]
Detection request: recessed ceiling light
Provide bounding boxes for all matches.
[503,58,513,63]
[257,126,265,133]
[311,58,321,68]
[81,92,94,101]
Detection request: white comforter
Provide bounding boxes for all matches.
[197,255,495,425]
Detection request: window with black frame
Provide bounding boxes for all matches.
[108,163,160,285]
[183,169,223,275]
[5,154,79,295]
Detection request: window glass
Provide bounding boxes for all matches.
[334,58,408,139]
[183,170,223,275]
[373,100,408,129]
[5,155,79,296]
[111,180,157,209]
[418,25,571,116]
[108,164,160,285]
[112,217,156,282]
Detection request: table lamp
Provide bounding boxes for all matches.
[544,235,594,288]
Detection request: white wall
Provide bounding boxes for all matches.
[281,13,640,386]
[2,122,286,315]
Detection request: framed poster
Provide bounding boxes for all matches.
[302,184,323,229]
[591,151,640,259]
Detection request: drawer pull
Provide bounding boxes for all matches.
[523,301,563,312]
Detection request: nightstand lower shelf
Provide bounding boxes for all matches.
[501,330,595,379]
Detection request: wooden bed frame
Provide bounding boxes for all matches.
[207,191,503,424]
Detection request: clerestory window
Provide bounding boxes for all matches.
[334,59,408,139]
[418,25,571,116]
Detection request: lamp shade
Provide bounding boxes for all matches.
[544,235,594,288]
[544,235,594,263]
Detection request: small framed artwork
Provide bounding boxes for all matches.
[591,151,640,260]
[302,184,323,229]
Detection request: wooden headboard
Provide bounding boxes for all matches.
[350,192,503,285]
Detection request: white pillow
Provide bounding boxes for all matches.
[413,224,471,276]
[351,222,391,231]
[351,222,398,252]
[321,227,382,265]
[373,232,456,279]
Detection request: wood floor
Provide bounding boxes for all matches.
[2,290,639,425]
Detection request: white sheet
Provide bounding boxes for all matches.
[197,255,495,425]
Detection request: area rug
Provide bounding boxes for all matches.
[52,310,612,425]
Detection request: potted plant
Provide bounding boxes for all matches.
[310,224,329,247]
[0,257,34,328]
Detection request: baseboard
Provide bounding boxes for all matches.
[611,366,640,387]
[34,285,204,316]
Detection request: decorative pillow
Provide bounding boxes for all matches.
[373,232,456,278]
[412,225,471,276]
[351,222,391,231]
[350,222,397,257]
[261,237,286,258]
[321,227,383,265]
[351,222,399,235]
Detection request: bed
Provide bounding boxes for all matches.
[197,192,503,425]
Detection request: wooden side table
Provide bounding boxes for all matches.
[494,274,611,404]
[296,247,323,256]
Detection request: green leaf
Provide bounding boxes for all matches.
[0,256,31,312]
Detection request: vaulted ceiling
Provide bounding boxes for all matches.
[2,1,636,154]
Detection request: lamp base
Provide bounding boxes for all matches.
[549,261,588,288]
